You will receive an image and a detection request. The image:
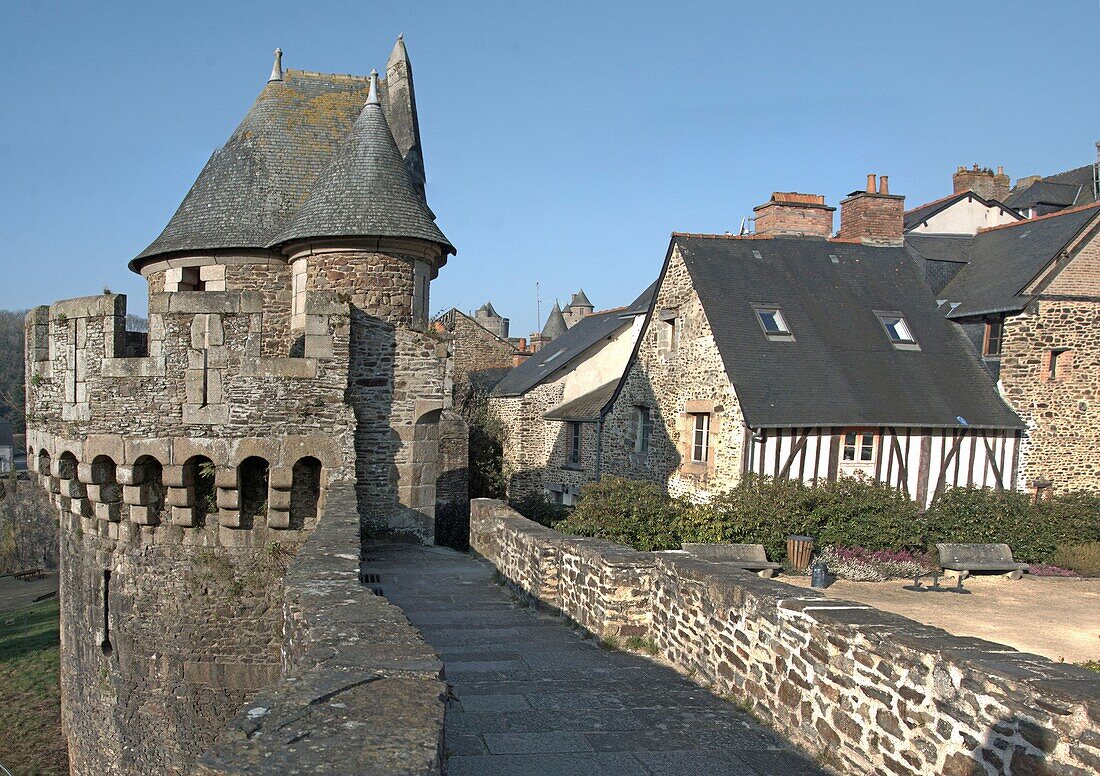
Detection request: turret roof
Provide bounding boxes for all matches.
[568,289,593,308]
[132,47,451,270]
[269,72,452,252]
[541,303,568,341]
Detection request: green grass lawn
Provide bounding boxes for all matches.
[0,599,67,775]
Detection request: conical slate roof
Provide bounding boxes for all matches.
[477,301,500,317]
[269,73,453,253]
[569,289,593,308]
[132,69,374,269]
[541,303,568,341]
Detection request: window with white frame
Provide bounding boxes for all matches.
[876,312,918,349]
[633,406,652,453]
[842,430,875,463]
[690,413,710,463]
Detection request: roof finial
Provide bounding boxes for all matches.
[367,69,379,105]
[268,48,283,82]
[398,32,404,41]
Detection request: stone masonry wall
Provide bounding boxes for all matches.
[197,484,447,775]
[449,311,515,391]
[471,500,1100,776]
[602,246,747,500]
[490,383,564,499]
[1000,299,1100,491]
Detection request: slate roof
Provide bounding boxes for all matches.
[569,289,593,308]
[1006,181,1081,210]
[544,382,619,422]
[270,79,452,251]
[1006,165,1097,210]
[492,284,656,398]
[134,67,451,269]
[939,204,1100,318]
[904,234,974,266]
[541,303,568,341]
[673,235,1022,429]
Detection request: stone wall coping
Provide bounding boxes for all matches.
[50,294,125,320]
[198,484,446,774]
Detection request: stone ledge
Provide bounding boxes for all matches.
[198,484,447,774]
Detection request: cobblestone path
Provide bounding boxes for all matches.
[367,544,828,776]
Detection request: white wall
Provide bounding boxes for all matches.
[908,197,1020,235]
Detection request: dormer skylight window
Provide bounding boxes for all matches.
[753,305,793,341]
[876,312,919,350]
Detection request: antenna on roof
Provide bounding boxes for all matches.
[536,281,542,337]
[367,69,380,105]
[739,217,749,236]
[268,48,283,83]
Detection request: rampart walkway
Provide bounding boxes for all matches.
[367,544,827,776]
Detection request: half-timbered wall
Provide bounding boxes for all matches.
[746,426,1020,507]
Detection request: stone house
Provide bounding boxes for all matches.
[490,286,654,503]
[912,202,1100,493]
[598,180,1024,505]
[24,41,462,774]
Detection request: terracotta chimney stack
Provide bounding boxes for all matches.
[838,173,905,244]
[752,192,835,237]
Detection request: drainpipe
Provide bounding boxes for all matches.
[595,416,604,482]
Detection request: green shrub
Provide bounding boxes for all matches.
[556,477,682,550]
[1052,542,1100,577]
[811,477,924,551]
[925,487,1100,563]
[1044,492,1100,546]
[678,476,817,561]
[510,491,569,528]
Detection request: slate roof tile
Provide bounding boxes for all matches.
[674,235,1022,429]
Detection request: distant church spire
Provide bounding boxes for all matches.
[268,48,283,82]
[367,69,379,105]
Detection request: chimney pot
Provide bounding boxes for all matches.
[866,174,877,194]
[879,175,889,195]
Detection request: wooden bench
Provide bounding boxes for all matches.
[935,543,1029,580]
[13,568,43,581]
[681,543,782,578]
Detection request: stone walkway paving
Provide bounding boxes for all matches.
[366,544,828,776]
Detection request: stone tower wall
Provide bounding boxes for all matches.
[24,288,357,775]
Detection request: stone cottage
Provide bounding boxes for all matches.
[598,180,1024,505]
[490,286,654,503]
[909,199,1100,494]
[24,41,461,775]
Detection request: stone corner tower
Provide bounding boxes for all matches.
[24,40,457,775]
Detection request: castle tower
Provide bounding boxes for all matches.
[563,289,594,326]
[24,41,455,775]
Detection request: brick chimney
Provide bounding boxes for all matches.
[838,174,905,243]
[753,192,835,237]
[953,163,1010,202]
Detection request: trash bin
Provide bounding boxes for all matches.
[787,535,814,572]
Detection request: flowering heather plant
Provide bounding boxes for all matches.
[1027,563,1078,577]
[811,546,937,582]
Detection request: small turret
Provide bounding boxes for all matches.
[563,289,594,326]
[541,303,568,342]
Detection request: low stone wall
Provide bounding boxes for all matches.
[198,485,448,775]
[471,499,1100,776]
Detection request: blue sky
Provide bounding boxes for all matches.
[3,1,1099,335]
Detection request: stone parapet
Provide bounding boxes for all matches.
[197,484,447,774]
[470,499,1100,775]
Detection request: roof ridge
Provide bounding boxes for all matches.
[285,68,370,82]
[977,201,1100,233]
[904,191,966,215]
[672,232,774,240]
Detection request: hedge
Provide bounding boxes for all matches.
[553,476,1100,564]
